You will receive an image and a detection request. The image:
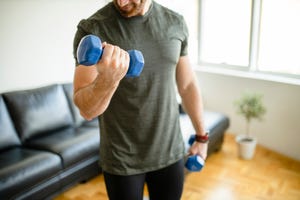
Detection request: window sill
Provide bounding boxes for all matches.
[193,64,300,86]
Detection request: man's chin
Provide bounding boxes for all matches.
[114,0,145,17]
[119,9,140,18]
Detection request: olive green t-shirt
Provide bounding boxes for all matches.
[73,1,189,175]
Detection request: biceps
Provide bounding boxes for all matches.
[176,56,196,94]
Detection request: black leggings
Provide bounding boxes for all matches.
[103,159,184,200]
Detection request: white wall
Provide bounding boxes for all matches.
[0,0,106,92]
[0,0,299,161]
[197,70,300,161]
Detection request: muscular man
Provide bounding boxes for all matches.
[73,1,207,199]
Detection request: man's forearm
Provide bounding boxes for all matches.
[74,75,119,120]
[180,81,206,136]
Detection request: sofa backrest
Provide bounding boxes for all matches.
[0,95,21,151]
[62,83,86,127]
[3,84,74,142]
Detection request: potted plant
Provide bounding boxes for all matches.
[234,92,266,159]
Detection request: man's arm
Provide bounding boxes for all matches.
[176,56,208,159]
[73,43,129,120]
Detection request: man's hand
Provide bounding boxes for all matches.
[188,142,208,160]
[96,42,130,86]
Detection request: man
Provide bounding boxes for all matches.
[73,0,208,199]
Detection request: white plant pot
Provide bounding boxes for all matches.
[236,135,257,160]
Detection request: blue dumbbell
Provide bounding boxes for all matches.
[185,134,206,172]
[185,155,205,172]
[77,34,144,77]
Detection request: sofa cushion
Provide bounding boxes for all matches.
[26,127,100,168]
[3,84,73,142]
[0,147,62,199]
[62,83,98,128]
[203,111,230,133]
[62,83,86,127]
[0,96,21,151]
[203,111,230,154]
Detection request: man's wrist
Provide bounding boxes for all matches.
[195,132,209,143]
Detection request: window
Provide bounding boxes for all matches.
[199,0,300,78]
[199,0,252,67]
[258,0,300,76]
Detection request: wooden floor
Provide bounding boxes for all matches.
[54,133,300,200]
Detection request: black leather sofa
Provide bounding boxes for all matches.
[0,83,229,200]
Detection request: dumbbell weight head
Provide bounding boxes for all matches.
[185,155,205,172]
[126,50,144,77]
[77,35,102,66]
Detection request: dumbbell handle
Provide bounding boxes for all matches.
[77,35,144,77]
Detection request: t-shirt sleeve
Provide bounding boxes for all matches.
[180,16,189,57]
